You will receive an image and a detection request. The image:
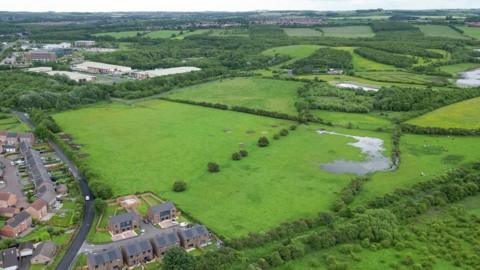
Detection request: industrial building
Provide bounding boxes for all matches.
[130,66,201,80]
[72,61,132,75]
[26,67,96,83]
[74,40,96,47]
[24,51,57,63]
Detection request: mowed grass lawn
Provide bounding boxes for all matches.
[167,77,303,115]
[417,25,468,39]
[319,26,375,38]
[407,97,480,129]
[54,100,390,238]
[283,28,323,37]
[262,45,321,60]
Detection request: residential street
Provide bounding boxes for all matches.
[0,155,29,209]
[15,112,95,270]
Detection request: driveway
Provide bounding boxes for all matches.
[0,155,29,209]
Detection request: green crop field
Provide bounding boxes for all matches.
[283,28,323,37]
[54,100,391,238]
[354,134,480,207]
[312,110,393,131]
[459,26,480,39]
[167,77,303,115]
[438,63,480,75]
[319,26,375,38]
[417,25,468,39]
[144,30,180,39]
[407,97,480,129]
[262,45,321,60]
[93,31,146,38]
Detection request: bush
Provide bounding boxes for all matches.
[290,125,297,131]
[280,129,289,136]
[90,181,113,200]
[208,162,220,173]
[258,136,270,147]
[173,181,187,192]
[232,152,242,161]
[273,134,280,140]
[239,150,248,157]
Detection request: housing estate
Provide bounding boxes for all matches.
[0,131,35,153]
[0,211,32,237]
[150,231,180,258]
[108,212,140,235]
[25,198,48,220]
[178,224,211,249]
[147,201,177,224]
[0,192,17,208]
[87,247,123,270]
[122,240,154,267]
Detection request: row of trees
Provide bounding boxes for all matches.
[354,47,417,68]
[401,123,480,136]
[286,47,353,75]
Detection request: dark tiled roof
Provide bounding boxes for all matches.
[6,211,31,227]
[179,224,209,240]
[19,241,34,251]
[149,202,175,217]
[32,240,56,259]
[123,240,152,256]
[151,231,179,249]
[88,247,122,266]
[109,212,139,227]
[20,142,53,195]
[0,247,18,268]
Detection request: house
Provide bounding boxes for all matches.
[38,186,57,208]
[147,202,177,224]
[6,133,18,145]
[0,211,32,237]
[150,231,180,258]
[0,192,17,208]
[2,144,17,153]
[0,207,19,218]
[18,242,34,257]
[87,247,123,270]
[74,40,96,47]
[30,240,56,264]
[26,198,48,220]
[18,133,35,146]
[0,131,7,144]
[178,224,211,249]
[121,240,154,267]
[108,212,140,235]
[0,247,19,270]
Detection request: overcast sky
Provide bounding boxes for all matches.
[1,0,480,12]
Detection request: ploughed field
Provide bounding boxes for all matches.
[54,100,391,238]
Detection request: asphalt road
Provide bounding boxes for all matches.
[15,112,95,270]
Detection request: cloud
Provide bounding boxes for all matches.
[1,0,479,12]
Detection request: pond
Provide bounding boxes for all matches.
[456,68,480,87]
[336,83,379,92]
[318,130,394,175]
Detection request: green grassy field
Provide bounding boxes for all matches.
[438,63,480,75]
[262,45,321,60]
[173,29,212,39]
[312,110,393,131]
[54,100,391,238]
[355,71,448,85]
[459,26,480,39]
[93,31,146,38]
[144,30,180,39]
[167,77,303,115]
[417,25,468,39]
[407,97,480,129]
[336,47,398,72]
[319,26,375,38]
[353,134,480,207]
[282,28,323,37]
[0,114,30,131]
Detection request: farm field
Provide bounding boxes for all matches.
[312,110,393,131]
[319,26,375,38]
[336,47,398,71]
[407,96,480,129]
[167,77,303,115]
[93,31,145,38]
[261,45,321,60]
[438,63,480,75]
[459,26,480,39]
[353,134,480,207]
[144,30,180,39]
[355,70,448,85]
[282,28,323,37]
[416,25,468,39]
[54,100,392,238]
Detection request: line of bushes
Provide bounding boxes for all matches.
[400,123,480,136]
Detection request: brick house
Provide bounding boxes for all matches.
[0,211,32,237]
[147,202,177,224]
[87,247,123,270]
[108,212,140,235]
[0,192,17,208]
[150,231,180,258]
[0,208,19,218]
[26,198,48,220]
[121,240,154,267]
[178,224,211,249]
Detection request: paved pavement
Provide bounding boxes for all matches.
[0,155,29,209]
[15,112,95,270]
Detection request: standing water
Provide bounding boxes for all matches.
[456,68,480,88]
[318,130,394,175]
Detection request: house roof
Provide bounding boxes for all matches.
[29,198,48,210]
[151,231,179,249]
[6,132,17,138]
[0,192,15,201]
[123,240,152,256]
[0,247,18,268]
[178,224,209,241]
[0,207,18,216]
[19,241,34,251]
[20,142,53,192]
[149,202,175,217]
[6,211,31,227]
[109,212,139,227]
[88,247,122,266]
[32,240,56,259]
[39,189,56,205]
